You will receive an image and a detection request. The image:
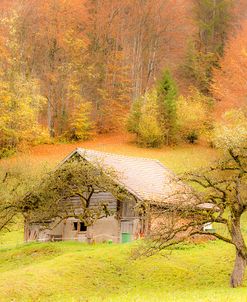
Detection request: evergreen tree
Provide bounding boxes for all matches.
[156,69,178,145]
[184,42,218,94]
[126,97,143,135]
[195,0,233,54]
[185,0,233,93]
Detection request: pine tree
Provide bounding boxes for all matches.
[156,69,178,145]
[195,0,233,54]
[126,97,143,135]
[184,0,233,93]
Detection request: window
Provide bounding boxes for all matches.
[73,222,78,231]
[73,221,87,232]
[80,222,87,232]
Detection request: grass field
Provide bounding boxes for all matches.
[0,239,246,302]
[1,135,246,302]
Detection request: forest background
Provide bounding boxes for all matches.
[1,0,247,157]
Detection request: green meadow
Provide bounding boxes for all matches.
[0,237,246,302]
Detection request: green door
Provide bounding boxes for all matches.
[121,220,133,243]
[121,232,131,243]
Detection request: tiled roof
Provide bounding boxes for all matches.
[61,148,181,203]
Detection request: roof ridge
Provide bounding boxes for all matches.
[76,147,167,166]
[153,159,177,176]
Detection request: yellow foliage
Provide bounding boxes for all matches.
[213,109,247,150]
[68,101,94,141]
[177,88,212,143]
[0,75,46,156]
[138,89,164,147]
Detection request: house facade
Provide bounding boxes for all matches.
[25,148,178,243]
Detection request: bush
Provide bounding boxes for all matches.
[137,90,163,148]
[0,147,16,159]
[212,109,247,150]
[186,131,199,144]
[177,87,213,143]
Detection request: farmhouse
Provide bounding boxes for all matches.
[25,148,183,244]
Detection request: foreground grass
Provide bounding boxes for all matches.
[0,240,246,302]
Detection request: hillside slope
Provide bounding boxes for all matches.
[0,241,246,302]
[1,134,218,174]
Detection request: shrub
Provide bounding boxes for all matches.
[177,87,213,143]
[212,109,247,150]
[186,131,199,144]
[0,147,16,159]
[137,90,163,148]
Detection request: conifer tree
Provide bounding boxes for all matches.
[126,97,143,135]
[156,69,178,145]
[185,0,233,93]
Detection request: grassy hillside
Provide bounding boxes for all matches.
[0,134,218,174]
[0,240,246,302]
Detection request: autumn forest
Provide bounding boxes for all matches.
[0,0,247,157]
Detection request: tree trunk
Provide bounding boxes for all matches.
[230,249,246,287]
[47,96,55,138]
[229,214,247,287]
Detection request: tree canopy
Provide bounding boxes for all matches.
[144,135,247,287]
[0,158,130,232]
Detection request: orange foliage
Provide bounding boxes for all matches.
[212,21,247,116]
[85,0,193,132]
[11,0,90,135]
[1,0,240,135]
[87,0,192,93]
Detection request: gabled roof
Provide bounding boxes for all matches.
[61,148,179,203]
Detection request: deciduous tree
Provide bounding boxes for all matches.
[177,87,212,143]
[144,132,247,287]
[212,21,247,115]
[0,159,130,233]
